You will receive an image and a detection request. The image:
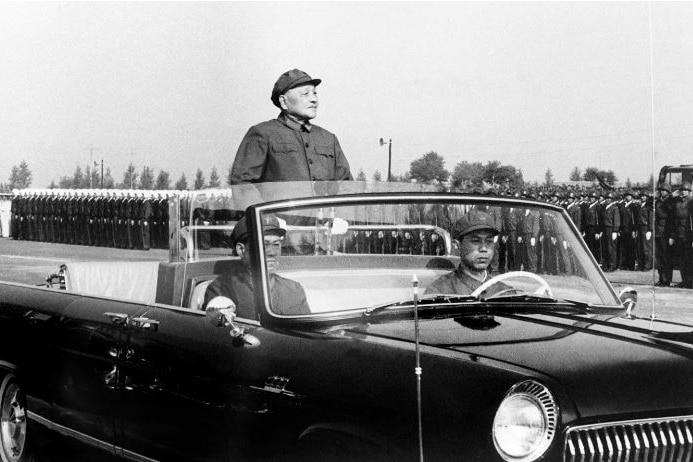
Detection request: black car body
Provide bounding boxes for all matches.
[1,181,692,462]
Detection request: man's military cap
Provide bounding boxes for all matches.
[271,69,322,108]
[231,215,286,245]
[452,212,500,239]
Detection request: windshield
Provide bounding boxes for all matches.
[245,190,620,316]
[173,183,620,316]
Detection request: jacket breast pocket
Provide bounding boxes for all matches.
[314,144,335,158]
[274,143,300,156]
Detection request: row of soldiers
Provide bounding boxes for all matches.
[501,185,693,288]
[454,187,653,277]
[9,189,171,250]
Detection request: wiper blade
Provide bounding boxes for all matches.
[482,293,558,303]
[363,294,478,317]
[481,294,593,311]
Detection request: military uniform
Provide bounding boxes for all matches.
[637,194,654,271]
[230,113,352,184]
[229,69,352,184]
[602,196,621,272]
[655,187,675,286]
[672,187,693,288]
[583,195,602,263]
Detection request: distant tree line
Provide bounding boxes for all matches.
[2,154,648,193]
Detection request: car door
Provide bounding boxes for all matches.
[0,285,129,453]
[114,303,253,461]
[115,302,312,462]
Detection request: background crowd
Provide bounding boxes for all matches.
[9,179,690,290]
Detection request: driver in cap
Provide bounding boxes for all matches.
[426,211,508,296]
[203,215,310,317]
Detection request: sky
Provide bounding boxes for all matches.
[1,1,693,189]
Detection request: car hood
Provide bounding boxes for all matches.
[349,311,693,419]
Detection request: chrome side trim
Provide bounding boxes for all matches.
[27,411,158,462]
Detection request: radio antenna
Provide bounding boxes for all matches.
[412,274,424,462]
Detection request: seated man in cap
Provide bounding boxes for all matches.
[203,215,310,317]
[229,68,352,184]
[425,211,509,296]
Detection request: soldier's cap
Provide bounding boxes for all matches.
[231,215,286,245]
[452,212,499,240]
[271,69,321,108]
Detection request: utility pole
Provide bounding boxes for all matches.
[86,145,100,189]
[129,148,136,189]
[379,138,393,181]
[94,159,104,189]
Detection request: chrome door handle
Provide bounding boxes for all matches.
[131,317,160,331]
[104,312,128,326]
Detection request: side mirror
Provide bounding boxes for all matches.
[205,296,260,347]
[618,287,638,318]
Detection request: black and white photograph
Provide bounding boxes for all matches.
[2,2,693,461]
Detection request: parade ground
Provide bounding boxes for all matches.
[1,237,692,325]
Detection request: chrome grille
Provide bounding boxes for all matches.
[564,416,693,462]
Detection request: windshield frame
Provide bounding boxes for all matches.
[244,192,623,326]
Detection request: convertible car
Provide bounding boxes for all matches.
[1,181,693,462]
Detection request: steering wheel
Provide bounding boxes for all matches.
[471,271,553,298]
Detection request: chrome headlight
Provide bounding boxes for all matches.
[493,380,558,462]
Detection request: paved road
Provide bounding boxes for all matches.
[2,237,692,324]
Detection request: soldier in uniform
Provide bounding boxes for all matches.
[618,191,638,270]
[229,69,352,184]
[655,184,675,286]
[602,192,621,272]
[498,197,521,273]
[518,199,540,273]
[10,190,19,239]
[65,191,76,244]
[672,183,693,288]
[637,191,654,271]
[583,192,602,263]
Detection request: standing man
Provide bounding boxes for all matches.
[229,69,352,184]
[619,191,637,271]
[637,191,654,271]
[602,193,621,272]
[672,183,693,288]
[655,184,675,286]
